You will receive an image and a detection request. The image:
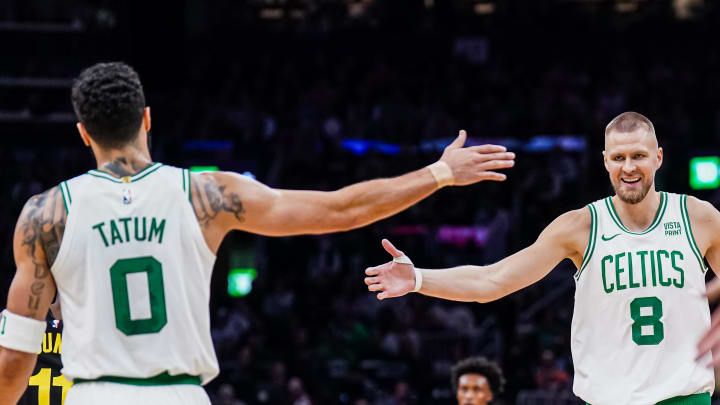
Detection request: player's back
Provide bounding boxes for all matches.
[51,163,218,385]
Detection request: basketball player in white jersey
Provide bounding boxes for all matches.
[365,111,720,405]
[0,62,515,405]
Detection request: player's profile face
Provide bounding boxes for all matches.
[603,128,662,204]
[456,374,493,405]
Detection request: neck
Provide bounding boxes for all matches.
[94,141,153,178]
[612,188,661,232]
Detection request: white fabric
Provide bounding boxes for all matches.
[412,268,423,293]
[66,382,211,405]
[0,309,46,353]
[51,165,219,384]
[571,192,714,405]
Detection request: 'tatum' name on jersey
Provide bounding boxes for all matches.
[601,249,685,294]
[92,217,166,247]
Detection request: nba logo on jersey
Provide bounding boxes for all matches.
[52,320,60,328]
[122,188,133,205]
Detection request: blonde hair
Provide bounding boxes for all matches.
[605,111,655,137]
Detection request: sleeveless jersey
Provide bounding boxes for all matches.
[571,192,714,404]
[50,163,219,384]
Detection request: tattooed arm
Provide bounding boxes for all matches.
[0,187,64,404]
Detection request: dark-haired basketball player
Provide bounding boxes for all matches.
[0,62,514,405]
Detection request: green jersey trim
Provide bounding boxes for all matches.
[59,181,72,212]
[604,191,667,235]
[680,194,706,273]
[182,169,191,202]
[87,163,163,183]
[575,203,597,281]
[74,372,201,386]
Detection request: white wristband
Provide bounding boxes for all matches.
[427,161,455,188]
[392,254,422,293]
[412,268,423,293]
[0,309,46,354]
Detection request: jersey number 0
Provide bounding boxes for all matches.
[109,256,168,335]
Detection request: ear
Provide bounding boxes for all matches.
[656,146,663,170]
[143,107,151,132]
[602,150,609,173]
[76,123,92,147]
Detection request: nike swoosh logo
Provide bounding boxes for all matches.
[601,233,621,241]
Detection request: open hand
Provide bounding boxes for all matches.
[697,279,720,366]
[439,130,515,185]
[364,239,416,300]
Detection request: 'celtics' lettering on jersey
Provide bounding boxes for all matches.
[570,193,714,405]
[600,249,684,293]
[91,217,166,247]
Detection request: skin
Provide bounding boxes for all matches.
[0,106,515,404]
[456,374,493,405]
[365,125,720,366]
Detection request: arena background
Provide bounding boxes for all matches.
[2,1,720,404]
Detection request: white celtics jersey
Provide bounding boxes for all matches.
[50,163,219,384]
[571,192,714,404]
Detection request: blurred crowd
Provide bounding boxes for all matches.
[3,1,720,404]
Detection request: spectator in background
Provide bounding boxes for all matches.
[534,349,569,392]
[451,357,506,405]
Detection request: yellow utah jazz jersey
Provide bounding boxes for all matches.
[19,316,72,405]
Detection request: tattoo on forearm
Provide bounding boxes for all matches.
[17,187,66,315]
[191,175,246,227]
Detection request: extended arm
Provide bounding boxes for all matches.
[0,187,64,404]
[687,197,720,365]
[191,131,515,251]
[364,209,589,302]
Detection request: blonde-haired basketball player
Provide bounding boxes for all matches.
[0,62,514,405]
[366,112,720,405]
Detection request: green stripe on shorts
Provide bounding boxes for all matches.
[74,372,201,386]
[587,393,710,405]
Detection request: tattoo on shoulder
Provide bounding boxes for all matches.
[190,174,246,228]
[17,187,66,315]
[20,187,66,266]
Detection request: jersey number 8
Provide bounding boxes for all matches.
[630,296,664,345]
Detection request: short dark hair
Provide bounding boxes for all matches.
[605,111,655,137]
[451,356,505,395]
[71,62,146,149]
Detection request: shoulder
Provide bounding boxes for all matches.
[548,206,592,234]
[537,207,592,256]
[687,196,720,235]
[684,195,719,222]
[17,186,65,226]
[15,186,67,266]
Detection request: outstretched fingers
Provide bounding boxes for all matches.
[382,239,403,258]
[466,144,508,154]
[445,130,468,150]
[479,172,508,181]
